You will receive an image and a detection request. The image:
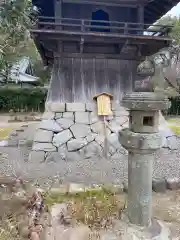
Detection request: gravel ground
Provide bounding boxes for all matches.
[0,122,180,186]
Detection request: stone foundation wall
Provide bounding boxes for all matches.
[30,102,129,162]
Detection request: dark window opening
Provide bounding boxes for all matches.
[143,116,153,126]
[129,115,132,124]
[91,9,110,32]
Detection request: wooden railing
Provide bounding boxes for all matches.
[33,16,172,37]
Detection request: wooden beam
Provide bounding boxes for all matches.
[31,29,171,42]
[62,0,138,7]
[54,52,144,61]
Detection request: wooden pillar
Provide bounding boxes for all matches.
[54,0,63,54]
[138,3,144,29]
[55,0,62,20]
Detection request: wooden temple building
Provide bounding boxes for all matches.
[30,0,179,161]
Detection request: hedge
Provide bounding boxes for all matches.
[0,88,47,112]
[0,88,180,115]
[168,97,180,116]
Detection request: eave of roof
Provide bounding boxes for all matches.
[144,0,180,24]
[32,0,180,24]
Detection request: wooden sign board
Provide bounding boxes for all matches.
[93,93,113,116]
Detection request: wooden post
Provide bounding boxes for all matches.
[138,3,144,30]
[93,93,113,158]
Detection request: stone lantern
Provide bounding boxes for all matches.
[119,92,170,226]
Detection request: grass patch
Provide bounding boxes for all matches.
[169,125,180,136]
[0,128,13,140]
[167,119,180,124]
[45,189,126,228]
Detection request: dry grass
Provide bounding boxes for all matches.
[0,216,20,240]
[45,188,126,228]
[0,193,24,240]
[0,128,13,140]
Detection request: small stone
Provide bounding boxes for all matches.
[63,112,74,121]
[55,112,63,119]
[39,120,62,132]
[67,139,87,151]
[7,139,17,146]
[53,129,73,147]
[29,151,45,162]
[22,124,28,128]
[166,177,180,190]
[18,140,26,146]
[59,184,69,194]
[34,130,53,143]
[42,111,55,120]
[46,102,65,112]
[56,118,74,129]
[152,178,166,193]
[10,132,18,137]
[103,184,124,194]
[70,124,91,138]
[66,103,85,112]
[68,183,85,193]
[51,203,73,226]
[16,128,24,132]
[75,112,90,124]
[32,143,56,152]
[86,102,97,112]
[50,185,68,194]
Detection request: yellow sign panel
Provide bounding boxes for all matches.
[93,93,113,116]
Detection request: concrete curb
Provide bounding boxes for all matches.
[45,179,180,196]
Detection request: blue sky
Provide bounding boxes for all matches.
[165,2,180,17]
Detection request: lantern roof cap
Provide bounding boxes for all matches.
[93,92,113,101]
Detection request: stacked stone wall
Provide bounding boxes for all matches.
[30,102,129,162]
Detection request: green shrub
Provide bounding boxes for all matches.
[0,88,47,112]
[168,97,180,115]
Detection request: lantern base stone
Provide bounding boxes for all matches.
[113,217,171,240]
